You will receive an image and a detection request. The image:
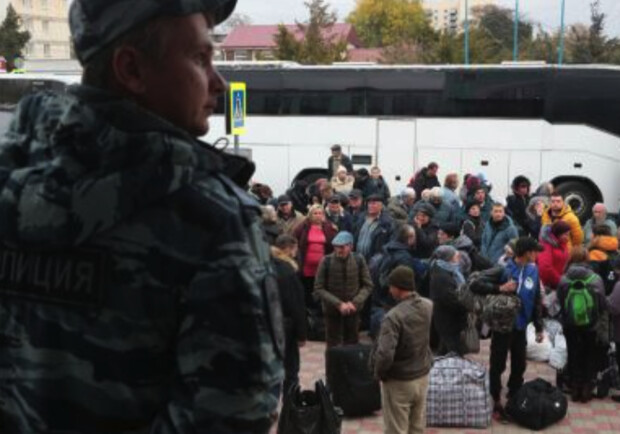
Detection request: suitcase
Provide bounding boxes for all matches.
[506,378,567,431]
[426,354,492,428]
[325,344,381,417]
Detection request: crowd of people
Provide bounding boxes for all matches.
[259,144,620,432]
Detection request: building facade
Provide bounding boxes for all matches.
[221,24,362,62]
[0,0,71,60]
[423,0,496,33]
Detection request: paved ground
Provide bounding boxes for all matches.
[274,338,620,433]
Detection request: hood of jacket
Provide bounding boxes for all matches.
[563,264,595,281]
[383,240,410,255]
[0,86,255,249]
[540,225,564,248]
[546,204,574,220]
[451,234,473,251]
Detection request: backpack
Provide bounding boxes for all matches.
[564,274,598,328]
[367,253,385,290]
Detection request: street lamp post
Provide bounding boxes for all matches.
[464,0,470,65]
[559,0,566,65]
[513,0,520,61]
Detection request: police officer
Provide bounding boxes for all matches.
[0,1,283,433]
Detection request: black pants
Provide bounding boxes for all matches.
[565,328,597,387]
[301,276,320,313]
[490,329,527,401]
[283,330,301,397]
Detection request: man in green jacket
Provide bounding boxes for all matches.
[372,266,433,434]
[314,231,373,347]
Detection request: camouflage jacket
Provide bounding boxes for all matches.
[0,85,283,433]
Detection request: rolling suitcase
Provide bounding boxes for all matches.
[325,344,381,417]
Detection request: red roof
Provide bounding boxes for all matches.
[347,48,383,63]
[221,23,362,49]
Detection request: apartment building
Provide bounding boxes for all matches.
[0,0,71,59]
[424,0,496,33]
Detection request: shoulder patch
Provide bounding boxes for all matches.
[0,246,107,308]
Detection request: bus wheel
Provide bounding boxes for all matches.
[555,181,595,222]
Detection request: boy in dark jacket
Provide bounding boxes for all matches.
[471,237,544,420]
[371,266,433,434]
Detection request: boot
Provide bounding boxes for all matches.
[571,383,582,403]
[581,384,593,403]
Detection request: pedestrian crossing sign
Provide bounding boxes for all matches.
[226,82,247,136]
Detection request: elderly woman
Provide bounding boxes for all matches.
[429,245,468,355]
[294,204,338,308]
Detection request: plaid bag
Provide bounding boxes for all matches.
[426,354,492,428]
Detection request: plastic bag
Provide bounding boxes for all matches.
[526,324,552,362]
[548,332,567,370]
[277,380,342,434]
[460,314,480,354]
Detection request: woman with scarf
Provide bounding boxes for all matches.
[429,245,468,355]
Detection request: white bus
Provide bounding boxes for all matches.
[209,63,620,220]
[0,66,617,221]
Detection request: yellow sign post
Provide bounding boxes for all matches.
[226,82,247,155]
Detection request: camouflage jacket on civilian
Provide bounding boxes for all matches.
[0,85,284,434]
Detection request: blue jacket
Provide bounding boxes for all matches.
[481,216,518,264]
[504,259,543,332]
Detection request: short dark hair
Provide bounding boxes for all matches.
[331,144,342,152]
[550,192,564,199]
[428,162,439,170]
[593,224,613,236]
[275,234,298,249]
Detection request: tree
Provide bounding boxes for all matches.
[273,24,301,60]
[274,0,348,64]
[0,5,30,71]
[347,0,434,48]
[565,1,619,64]
[219,13,252,33]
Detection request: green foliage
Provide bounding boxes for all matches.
[0,5,30,71]
[565,0,619,64]
[347,0,434,48]
[274,0,348,64]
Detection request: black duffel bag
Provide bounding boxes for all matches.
[277,380,342,434]
[505,378,567,431]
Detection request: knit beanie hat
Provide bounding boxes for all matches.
[433,245,458,262]
[387,266,415,292]
[551,220,571,238]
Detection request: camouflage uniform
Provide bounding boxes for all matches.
[0,0,284,428]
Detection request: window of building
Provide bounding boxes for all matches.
[43,44,51,57]
[42,20,49,34]
[40,0,48,10]
[233,50,249,61]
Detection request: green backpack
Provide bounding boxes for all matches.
[564,275,598,328]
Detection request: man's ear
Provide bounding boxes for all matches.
[111,46,148,94]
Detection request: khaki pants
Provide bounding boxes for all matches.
[381,375,429,434]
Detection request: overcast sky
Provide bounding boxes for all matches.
[231,0,620,37]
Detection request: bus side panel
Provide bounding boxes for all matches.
[377,120,415,193]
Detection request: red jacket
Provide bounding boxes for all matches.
[537,226,569,289]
